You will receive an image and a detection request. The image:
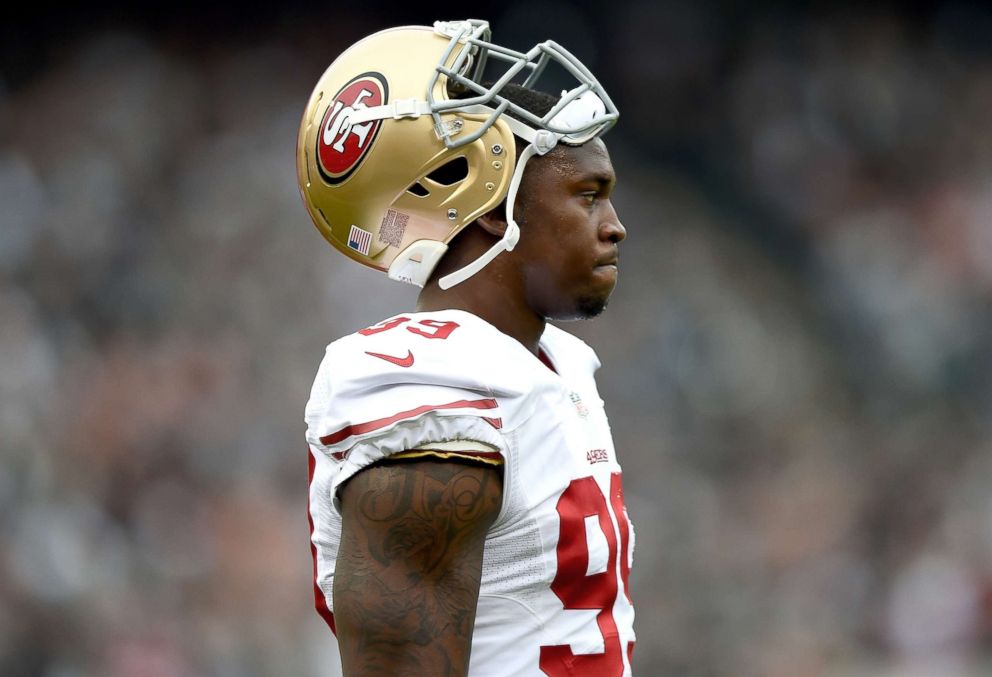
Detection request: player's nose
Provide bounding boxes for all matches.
[600,201,626,244]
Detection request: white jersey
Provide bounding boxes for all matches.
[306,309,636,676]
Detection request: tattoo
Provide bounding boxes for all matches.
[334,459,503,676]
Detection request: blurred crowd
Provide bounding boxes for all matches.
[2,2,991,676]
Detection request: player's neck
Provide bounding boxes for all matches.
[417,276,546,355]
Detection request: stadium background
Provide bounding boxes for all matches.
[3,1,992,675]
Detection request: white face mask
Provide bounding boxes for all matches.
[428,20,618,150]
[349,20,618,151]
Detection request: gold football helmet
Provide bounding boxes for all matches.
[297,19,618,288]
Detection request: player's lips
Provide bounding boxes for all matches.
[595,251,619,269]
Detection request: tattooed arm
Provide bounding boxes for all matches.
[334,458,503,677]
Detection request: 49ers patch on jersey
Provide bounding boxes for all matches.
[316,72,388,185]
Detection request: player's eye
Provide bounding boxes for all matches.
[580,192,597,206]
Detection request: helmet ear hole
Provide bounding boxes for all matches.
[425,156,469,186]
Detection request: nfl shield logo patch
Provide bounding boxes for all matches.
[569,391,589,418]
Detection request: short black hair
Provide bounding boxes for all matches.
[454,82,559,131]
[494,82,560,122]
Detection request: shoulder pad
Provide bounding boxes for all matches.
[320,311,533,400]
[305,310,533,456]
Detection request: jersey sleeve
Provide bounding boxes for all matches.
[305,323,511,507]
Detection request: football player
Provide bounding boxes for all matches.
[299,19,635,676]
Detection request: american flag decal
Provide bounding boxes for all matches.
[347,225,373,255]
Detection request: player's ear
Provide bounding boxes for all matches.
[476,204,508,238]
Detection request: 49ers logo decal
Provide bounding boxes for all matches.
[315,72,388,185]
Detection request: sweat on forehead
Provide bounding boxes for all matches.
[525,138,611,181]
[536,145,578,178]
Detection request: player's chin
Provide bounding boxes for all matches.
[544,285,612,321]
[543,270,617,320]
[579,269,618,316]
[575,294,610,319]
[571,282,616,319]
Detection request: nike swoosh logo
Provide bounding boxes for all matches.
[364,350,415,368]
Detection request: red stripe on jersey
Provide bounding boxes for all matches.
[319,398,499,447]
[538,348,558,374]
[308,447,337,636]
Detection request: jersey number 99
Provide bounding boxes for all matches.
[540,473,633,676]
